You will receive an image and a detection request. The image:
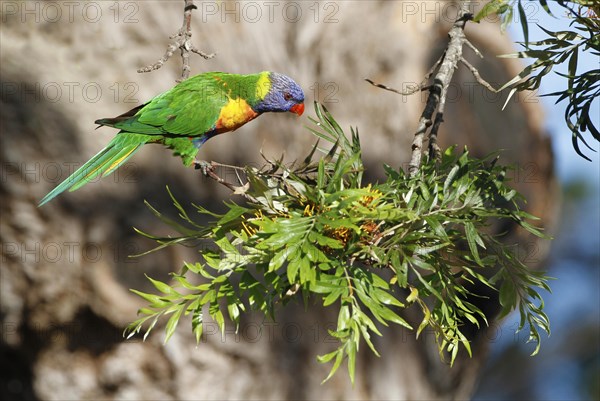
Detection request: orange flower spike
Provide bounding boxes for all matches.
[242,221,257,237]
[303,203,315,217]
[360,184,384,207]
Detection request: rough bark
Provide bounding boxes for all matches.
[1,2,557,400]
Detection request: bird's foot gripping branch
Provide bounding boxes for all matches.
[125,103,551,383]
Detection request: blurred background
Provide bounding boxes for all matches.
[1,1,597,400]
[474,12,599,401]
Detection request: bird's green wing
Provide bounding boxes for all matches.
[94,73,238,166]
[104,73,231,137]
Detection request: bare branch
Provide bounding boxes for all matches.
[367,5,505,175]
[408,6,473,177]
[138,0,215,82]
[137,43,179,74]
[427,106,445,163]
[461,57,500,93]
[424,52,446,81]
[191,46,216,59]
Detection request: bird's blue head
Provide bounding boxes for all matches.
[254,72,305,116]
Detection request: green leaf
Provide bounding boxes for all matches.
[568,48,578,86]
[347,342,357,384]
[227,302,241,325]
[309,231,344,249]
[499,280,517,312]
[192,306,203,343]
[321,349,344,383]
[372,288,405,308]
[210,305,225,335]
[298,255,316,284]
[518,1,529,45]
[323,287,345,306]
[390,251,408,287]
[473,0,507,23]
[464,222,483,265]
[500,6,513,33]
[287,256,301,283]
[406,287,419,303]
[317,350,339,364]
[164,302,185,343]
[130,289,170,308]
[338,304,351,331]
[311,280,342,294]
[218,204,250,226]
[269,247,294,272]
[146,275,177,296]
[416,306,431,338]
[539,0,552,16]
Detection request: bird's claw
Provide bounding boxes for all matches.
[194,160,214,176]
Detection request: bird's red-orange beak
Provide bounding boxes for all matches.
[290,103,305,116]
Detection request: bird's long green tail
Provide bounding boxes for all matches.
[39,133,147,206]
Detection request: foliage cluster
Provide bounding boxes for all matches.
[475,0,600,160]
[126,103,550,382]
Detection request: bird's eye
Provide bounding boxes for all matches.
[283,92,292,101]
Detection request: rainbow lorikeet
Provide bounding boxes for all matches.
[39,71,305,206]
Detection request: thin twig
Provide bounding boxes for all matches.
[365,78,430,96]
[210,161,249,172]
[364,54,444,97]
[138,0,215,82]
[203,162,258,203]
[464,38,483,58]
[461,57,500,93]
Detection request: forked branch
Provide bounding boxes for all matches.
[367,3,497,176]
[138,0,215,82]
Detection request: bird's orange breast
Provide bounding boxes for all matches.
[215,97,259,134]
